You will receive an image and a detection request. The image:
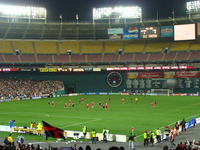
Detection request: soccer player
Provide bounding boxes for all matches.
[69,99,72,105]
[155,100,157,106]
[105,99,107,104]
[105,103,108,110]
[86,103,89,110]
[92,101,94,108]
[99,101,101,107]
[64,102,68,109]
[82,97,84,103]
[79,98,81,105]
[122,98,124,104]
[109,97,111,103]
[48,100,50,106]
[130,97,133,103]
[135,98,138,103]
[72,102,75,109]
[151,101,154,108]
[102,103,105,110]
[52,101,54,107]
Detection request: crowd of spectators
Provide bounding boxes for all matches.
[0,78,64,99]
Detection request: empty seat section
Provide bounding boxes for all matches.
[119,54,133,62]
[34,41,57,54]
[37,55,53,63]
[104,41,123,54]
[0,41,13,54]
[146,43,170,52]
[87,55,102,62]
[0,55,5,62]
[175,52,189,61]
[54,55,69,63]
[59,42,79,54]
[103,54,118,62]
[12,41,34,54]
[20,55,37,63]
[188,52,200,60]
[148,53,163,61]
[71,55,85,63]
[170,41,191,52]
[134,54,148,61]
[124,41,145,53]
[190,39,200,51]
[163,53,176,61]
[81,41,103,54]
[4,55,20,63]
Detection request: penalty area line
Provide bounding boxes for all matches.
[59,118,102,128]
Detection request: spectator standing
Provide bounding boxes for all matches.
[192,116,196,127]
[102,128,107,142]
[156,128,161,143]
[175,122,180,136]
[9,120,15,133]
[128,133,136,149]
[91,129,96,144]
[150,131,155,146]
[17,134,24,147]
[180,119,187,131]
[8,134,13,145]
[165,127,170,140]
[83,126,87,140]
[170,132,175,148]
[144,130,148,147]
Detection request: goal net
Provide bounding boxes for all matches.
[151,89,170,96]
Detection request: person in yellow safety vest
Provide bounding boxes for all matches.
[150,131,155,146]
[102,127,107,142]
[37,123,43,136]
[135,98,138,103]
[156,128,161,143]
[83,126,87,140]
[91,129,96,144]
[30,122,33,129]
[144,130,148,147]
[8,134,13,144]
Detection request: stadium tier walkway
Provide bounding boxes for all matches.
[1,124,199,150]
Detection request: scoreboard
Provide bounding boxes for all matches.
[140,27,160,38]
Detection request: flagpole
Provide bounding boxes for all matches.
[61,14,63,24]
[173,9,174,19]
[157,11,158,20]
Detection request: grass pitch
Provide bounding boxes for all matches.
[0,95,199,141]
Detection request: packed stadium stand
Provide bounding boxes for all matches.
[145,41,170,52]
[20,55,37,63]
[119,54,133,62]
[87,54,102,63]
[133,54,148,62]
[175,52,190,61]
[103,54,119,62]
[59,42,79,54]
[34,41,57,54]
[104,41,123,54]
[0,41,13,54]
[124,41,145,53]
[54,55,70,63]
[12,41,34,54]
[170,41,191,52]
[162,53,176,61]
[81,41,103,54]
[148,53,163,61]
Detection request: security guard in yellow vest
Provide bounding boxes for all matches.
[91,129,96,144]
[150,131,155,146]
[102,127,107,142]
[156,128,161,143]
[144,130,148,147]
[83,126,87,140]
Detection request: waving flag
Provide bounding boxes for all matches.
[42,120,65,140]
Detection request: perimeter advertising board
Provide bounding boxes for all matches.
[108,28,123,39]
[140,27,160,38]
[123,27,139,39]
[161,26,173,37]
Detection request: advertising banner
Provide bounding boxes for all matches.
[109,34,122,39]
[126,72,163,79]
[140,27,161,38]
[109,93,121,95]
[11,98,18,101]
[48,68,57,72]
[164,71,200,78]
[40,68,48,72]
[123,27,139,39]
[108,28,123,34]
[161,26,173,37]
[32,96,42,99]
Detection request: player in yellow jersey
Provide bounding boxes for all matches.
[135,98,138,103]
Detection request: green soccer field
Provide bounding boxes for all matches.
[0,95,200,141]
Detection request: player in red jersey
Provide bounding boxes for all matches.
[52,101,54,107]
[64,102,68,109]
[92,101,94,108]
[105,103,108,110]
[122,98,124,104]
[82,97,84,103]
[151,101,154,108]
[69,99,72,105]
[86,103,89,110]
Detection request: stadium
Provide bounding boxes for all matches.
[1,1,200,150]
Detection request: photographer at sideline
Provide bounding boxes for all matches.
[9,120,15,133]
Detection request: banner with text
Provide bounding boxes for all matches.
[123,27,139,39]
[161,26,173,37]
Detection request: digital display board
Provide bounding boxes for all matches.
[197,23,200,36]
[174,24,195,41]
[140,27,160,38]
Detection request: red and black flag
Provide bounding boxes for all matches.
[42,120,65,140]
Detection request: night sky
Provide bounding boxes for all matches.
[1,0,193,22]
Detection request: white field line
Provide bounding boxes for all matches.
[135,113,199,138]
[59,118,102,128]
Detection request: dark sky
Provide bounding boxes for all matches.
[1,0,193,22]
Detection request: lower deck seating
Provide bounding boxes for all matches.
[87,55,102,62]
[4,55,20,63]
[134,54,148,61]
[20,55,37,63]
[71,55,85,63]
[119,54,133,62]
[163,53,176,61]
[148,53,163,61]
[37,55,53,63]
[188,52,200,60]
[103,54,118,62]
[175,52,189,61]
[54,55,69,63]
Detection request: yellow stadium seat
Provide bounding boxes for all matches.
[13,41,34,54]
[190,39,200,51]
[145,42,170,52]
[170,41,191,52]
[0,41,13,54]
[34,41,57,54]
[59,42,79,54]
[81,41,103,54]
[104,41,123,54]
[124,41,145,53]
